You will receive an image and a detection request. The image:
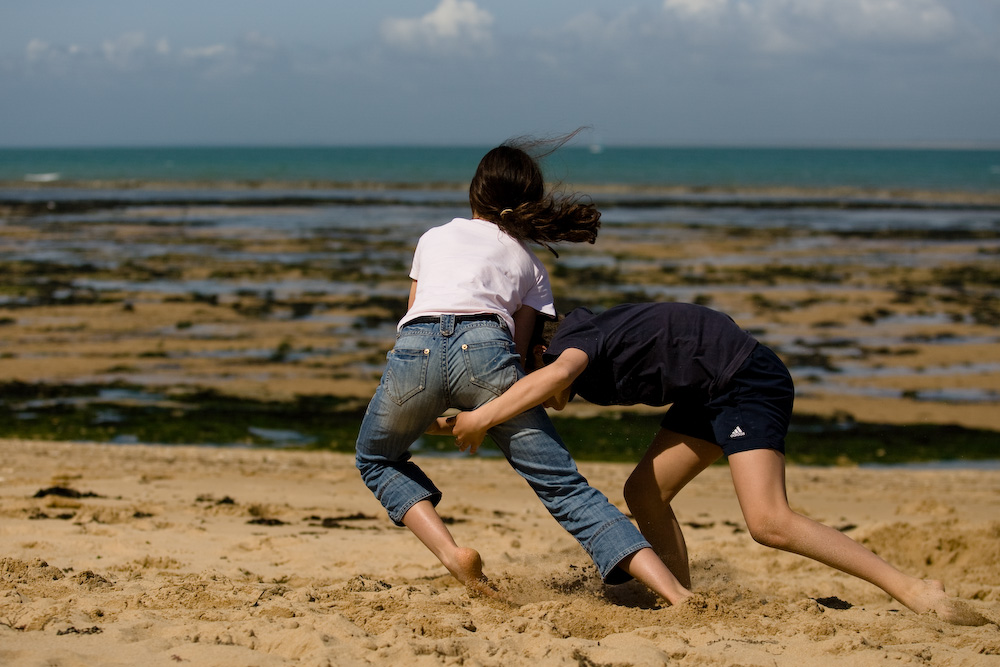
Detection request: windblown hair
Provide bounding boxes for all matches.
[469,131,601,253]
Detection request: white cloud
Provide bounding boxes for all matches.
[25,32,165,73]
[808,0,956,44]
[101,31,149,70]
[24,38,91,74]
[381,0,494,52]
[17,30,284,81]
[664,0,728,19]
[240,31,278,51]
[26,39,51,62]
[662,0,959,54]
[180,44,229,60]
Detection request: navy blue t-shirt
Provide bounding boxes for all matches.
[543,303,759,407]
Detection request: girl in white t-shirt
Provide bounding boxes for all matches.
[355,137,692,604]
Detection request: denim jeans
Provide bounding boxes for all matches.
[355,315,650,583]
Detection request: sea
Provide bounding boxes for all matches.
[3,145,1000,236]
[2,144,1000,194]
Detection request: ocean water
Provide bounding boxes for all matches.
[2,145,1000,193]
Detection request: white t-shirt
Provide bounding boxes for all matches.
[400,217,556,338]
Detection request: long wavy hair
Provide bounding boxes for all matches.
[469,130,601,254]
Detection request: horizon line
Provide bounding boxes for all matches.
[3,141,1000,151]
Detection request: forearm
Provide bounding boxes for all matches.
[407,281,418,309]
[512,306,536,369]
[453,349,587,450]
[473,365,573,430]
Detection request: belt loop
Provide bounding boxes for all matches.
[440,313,455,337]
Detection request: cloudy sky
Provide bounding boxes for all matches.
[2,0,998,147]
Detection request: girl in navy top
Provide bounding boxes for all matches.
[449,302,985,625]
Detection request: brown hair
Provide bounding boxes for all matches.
[469,131,601,254]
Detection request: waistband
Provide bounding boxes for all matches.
[405,313,503,326]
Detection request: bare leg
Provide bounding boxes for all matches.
[617,547,693,605]
[401,500,487,586]
[729,449,987,625]
[624,428,721,587]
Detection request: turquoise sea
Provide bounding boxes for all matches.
[3,146,999,242]
[2,145,1000,193]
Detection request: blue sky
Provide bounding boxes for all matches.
[2,0,998,147]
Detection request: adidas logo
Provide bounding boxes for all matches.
[729,425,747,439]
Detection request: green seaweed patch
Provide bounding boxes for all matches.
[0,380,105,401]
[546,414,662,462]
[734,265,844,285]
[784,414,1000,466]
[551,264,622,285]
[0,382,365,450]
[546,413,999,466]
[934,265,1000,289]
[836,227,1000,242]
[1,382,996,465]
[344,294,409,322]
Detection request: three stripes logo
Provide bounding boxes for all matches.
[729,425,747,439]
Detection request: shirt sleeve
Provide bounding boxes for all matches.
[519,253,556,317]
[544,308,600,362]
[408,233,427,281]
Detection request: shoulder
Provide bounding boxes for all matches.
[596,301,713,326]
[545,308,599,360]
[421,217,471,238]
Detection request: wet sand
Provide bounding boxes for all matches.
[2,189,999,439]
[1,438,997,666]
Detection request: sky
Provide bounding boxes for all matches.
[2,0,999,147]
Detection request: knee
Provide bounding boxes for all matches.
[745,515,792,550]
[623,471,659,512]
[354,451,381,485]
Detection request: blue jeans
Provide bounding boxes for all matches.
[355,315,650,583]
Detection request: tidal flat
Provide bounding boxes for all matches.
[1,186,998,464]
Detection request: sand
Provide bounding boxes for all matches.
[2,187,999,663]
[1,438,997,666]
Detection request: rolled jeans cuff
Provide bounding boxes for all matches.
[370,466,442,526]
[587,514,652,584]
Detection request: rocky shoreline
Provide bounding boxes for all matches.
[1,183,998,456]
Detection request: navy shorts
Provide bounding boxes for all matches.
[659,344,794,456]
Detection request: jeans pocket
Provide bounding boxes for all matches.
[384,347,430,406]
[462,340,518,397]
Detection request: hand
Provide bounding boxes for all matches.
[452,412,488,455]
[425,416,455,436]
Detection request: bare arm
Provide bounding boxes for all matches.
[407,280,418,309]
[511,306,537,369]
[451,348,589,453]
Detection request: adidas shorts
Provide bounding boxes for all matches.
[659,344,794,457]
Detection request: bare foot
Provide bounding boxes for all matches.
[446,547,483,582]
[905,579,989,626]
[446,547,506,600]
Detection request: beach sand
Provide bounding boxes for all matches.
[1,438,997,666]
[2,184,999,663]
